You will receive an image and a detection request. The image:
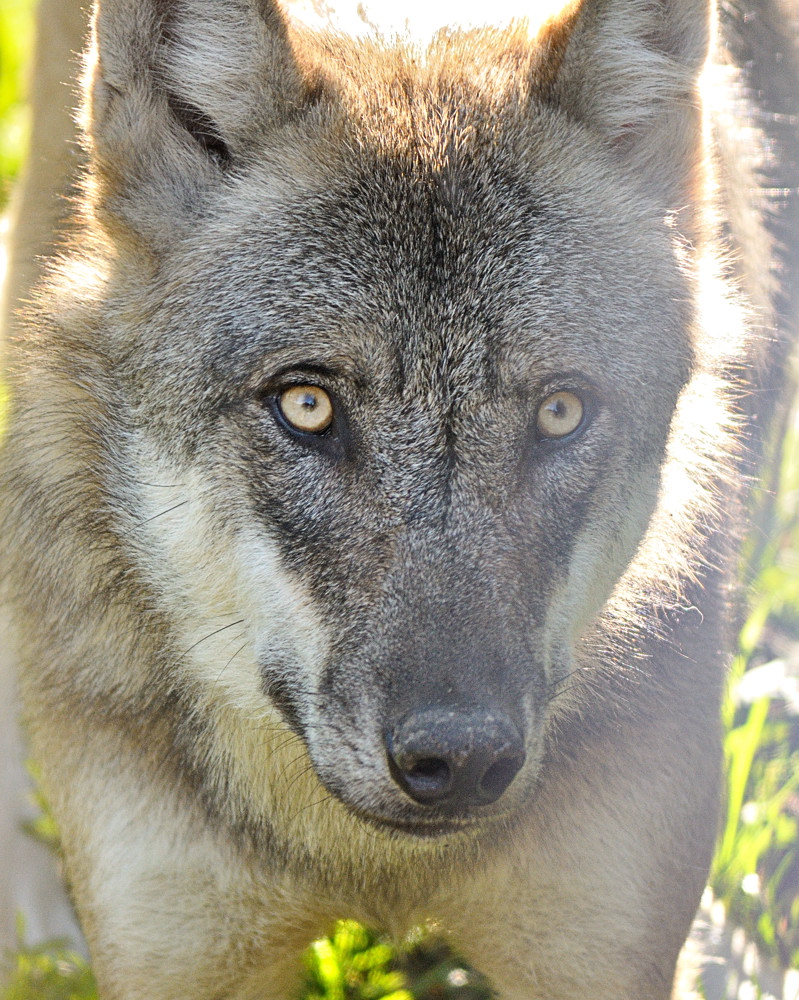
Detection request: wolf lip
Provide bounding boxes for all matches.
[347,801,491,840]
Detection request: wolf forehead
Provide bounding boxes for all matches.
[146,138,689,384]
[114,33,695,414]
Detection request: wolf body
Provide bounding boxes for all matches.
[1,0,797,997]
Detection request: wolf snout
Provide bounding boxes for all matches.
[386,707,525,809]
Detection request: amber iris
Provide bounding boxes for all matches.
[536,391,584,439]
[278,385,334,434]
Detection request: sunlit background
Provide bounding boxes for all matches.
[281,0,557,37]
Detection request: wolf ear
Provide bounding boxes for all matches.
[84,0,304,243]
[535,0,712,212]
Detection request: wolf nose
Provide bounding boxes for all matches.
[386,707,525,808]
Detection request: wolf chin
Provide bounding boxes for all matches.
[1,0,797,996]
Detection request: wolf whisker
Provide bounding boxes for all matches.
[135,500,190,527]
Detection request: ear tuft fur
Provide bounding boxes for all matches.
[535,0,713,211]
[83,0,304,245]
[166,96,232,169]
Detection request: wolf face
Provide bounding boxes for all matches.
[92,28,700,837]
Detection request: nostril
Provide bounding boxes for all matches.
[410,757,451,784]
[405,756,453,801]
[478,756,524,803]
[387,746,455,803]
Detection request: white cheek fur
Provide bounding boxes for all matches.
[129,445,331,717]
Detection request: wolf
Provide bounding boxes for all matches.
[1,0,797,996]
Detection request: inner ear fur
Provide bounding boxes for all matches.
[533,0,714,212]
[83,0,305,244]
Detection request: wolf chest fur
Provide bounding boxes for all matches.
[1,0,797,996]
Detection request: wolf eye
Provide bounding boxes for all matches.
[277,385,334,434]
[536,391,584,440]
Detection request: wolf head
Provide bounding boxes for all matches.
[27,0,716,838]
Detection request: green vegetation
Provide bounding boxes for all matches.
[2,926,97,1000]
[301,921,492,1000]
[710,403,799,970]
[303,921,413,1000]
[1,2,798,997]
[0,0,34,207]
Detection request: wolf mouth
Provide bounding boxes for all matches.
[346,801,498,841]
